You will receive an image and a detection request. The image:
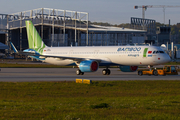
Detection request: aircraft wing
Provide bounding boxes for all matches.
[32,54,102,63]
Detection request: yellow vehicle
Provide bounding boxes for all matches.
[138,65,178,76]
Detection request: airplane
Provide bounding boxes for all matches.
[11,20,171,75]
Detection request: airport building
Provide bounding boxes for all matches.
[0,8,147,54]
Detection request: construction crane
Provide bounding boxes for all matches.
[134,5,180,24]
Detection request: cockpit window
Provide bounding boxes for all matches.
[159,51,164,53]
[153,51,165,54]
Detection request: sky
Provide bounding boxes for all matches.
[0,0,180,25]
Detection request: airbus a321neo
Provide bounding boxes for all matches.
[11,21,171,75]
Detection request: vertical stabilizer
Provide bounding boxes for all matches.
[25,21,46,53]
[10,42,18,53]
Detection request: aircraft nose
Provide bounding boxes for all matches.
[164,54,171,63]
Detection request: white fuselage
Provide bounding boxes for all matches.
[41,45,171,66]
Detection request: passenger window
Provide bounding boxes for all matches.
[156,51,159,53]
[153,51,156,54]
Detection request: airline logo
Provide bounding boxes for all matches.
[143,48,152,57]
[143,48,148,57]
[148,50,152,57]
[117,47,141,52]
[148,51,152,54]
[25,21,46,55]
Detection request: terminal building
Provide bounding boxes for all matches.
[0,8,147,54]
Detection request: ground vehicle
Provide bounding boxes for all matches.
[138,65,178,76]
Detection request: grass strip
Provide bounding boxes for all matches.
[0,81,180,119]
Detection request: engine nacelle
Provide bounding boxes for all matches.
[119,66,138,72]
[79,60,99,72]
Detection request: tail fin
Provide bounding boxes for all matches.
[25,21,46,51]
[10,42,18,53]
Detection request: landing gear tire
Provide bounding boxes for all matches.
[102,69,111,75]
[153,70,158,76]
[102,69,106,75]
[76,69,84,75]
[80,72,84,75]
[138,71,143,76]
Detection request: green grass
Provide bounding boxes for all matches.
[0,81,180,119]
[165,62,180,65]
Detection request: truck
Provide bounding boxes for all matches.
[138,65,178,76]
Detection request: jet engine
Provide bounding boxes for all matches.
[79,60,99,72]
[119,66,138,72]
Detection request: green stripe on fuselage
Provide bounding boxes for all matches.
[143,48,148,57]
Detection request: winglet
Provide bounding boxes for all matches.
[10,42,18,53]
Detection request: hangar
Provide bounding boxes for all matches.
[0,8,146,54]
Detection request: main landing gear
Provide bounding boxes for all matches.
[76,69,84,75]
[102,67,111,75]
[76,67,111,75]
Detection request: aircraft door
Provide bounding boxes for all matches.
[69,50,73,57]
[93,50,99,57]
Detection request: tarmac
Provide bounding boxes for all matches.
[0,68,180,82]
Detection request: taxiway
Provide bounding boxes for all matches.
[0,68,180,82]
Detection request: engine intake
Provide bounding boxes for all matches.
[79,60,99,72]
[119,66,138,72]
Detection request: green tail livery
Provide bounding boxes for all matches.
[25,21,46,55]
[21,21,46,60]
